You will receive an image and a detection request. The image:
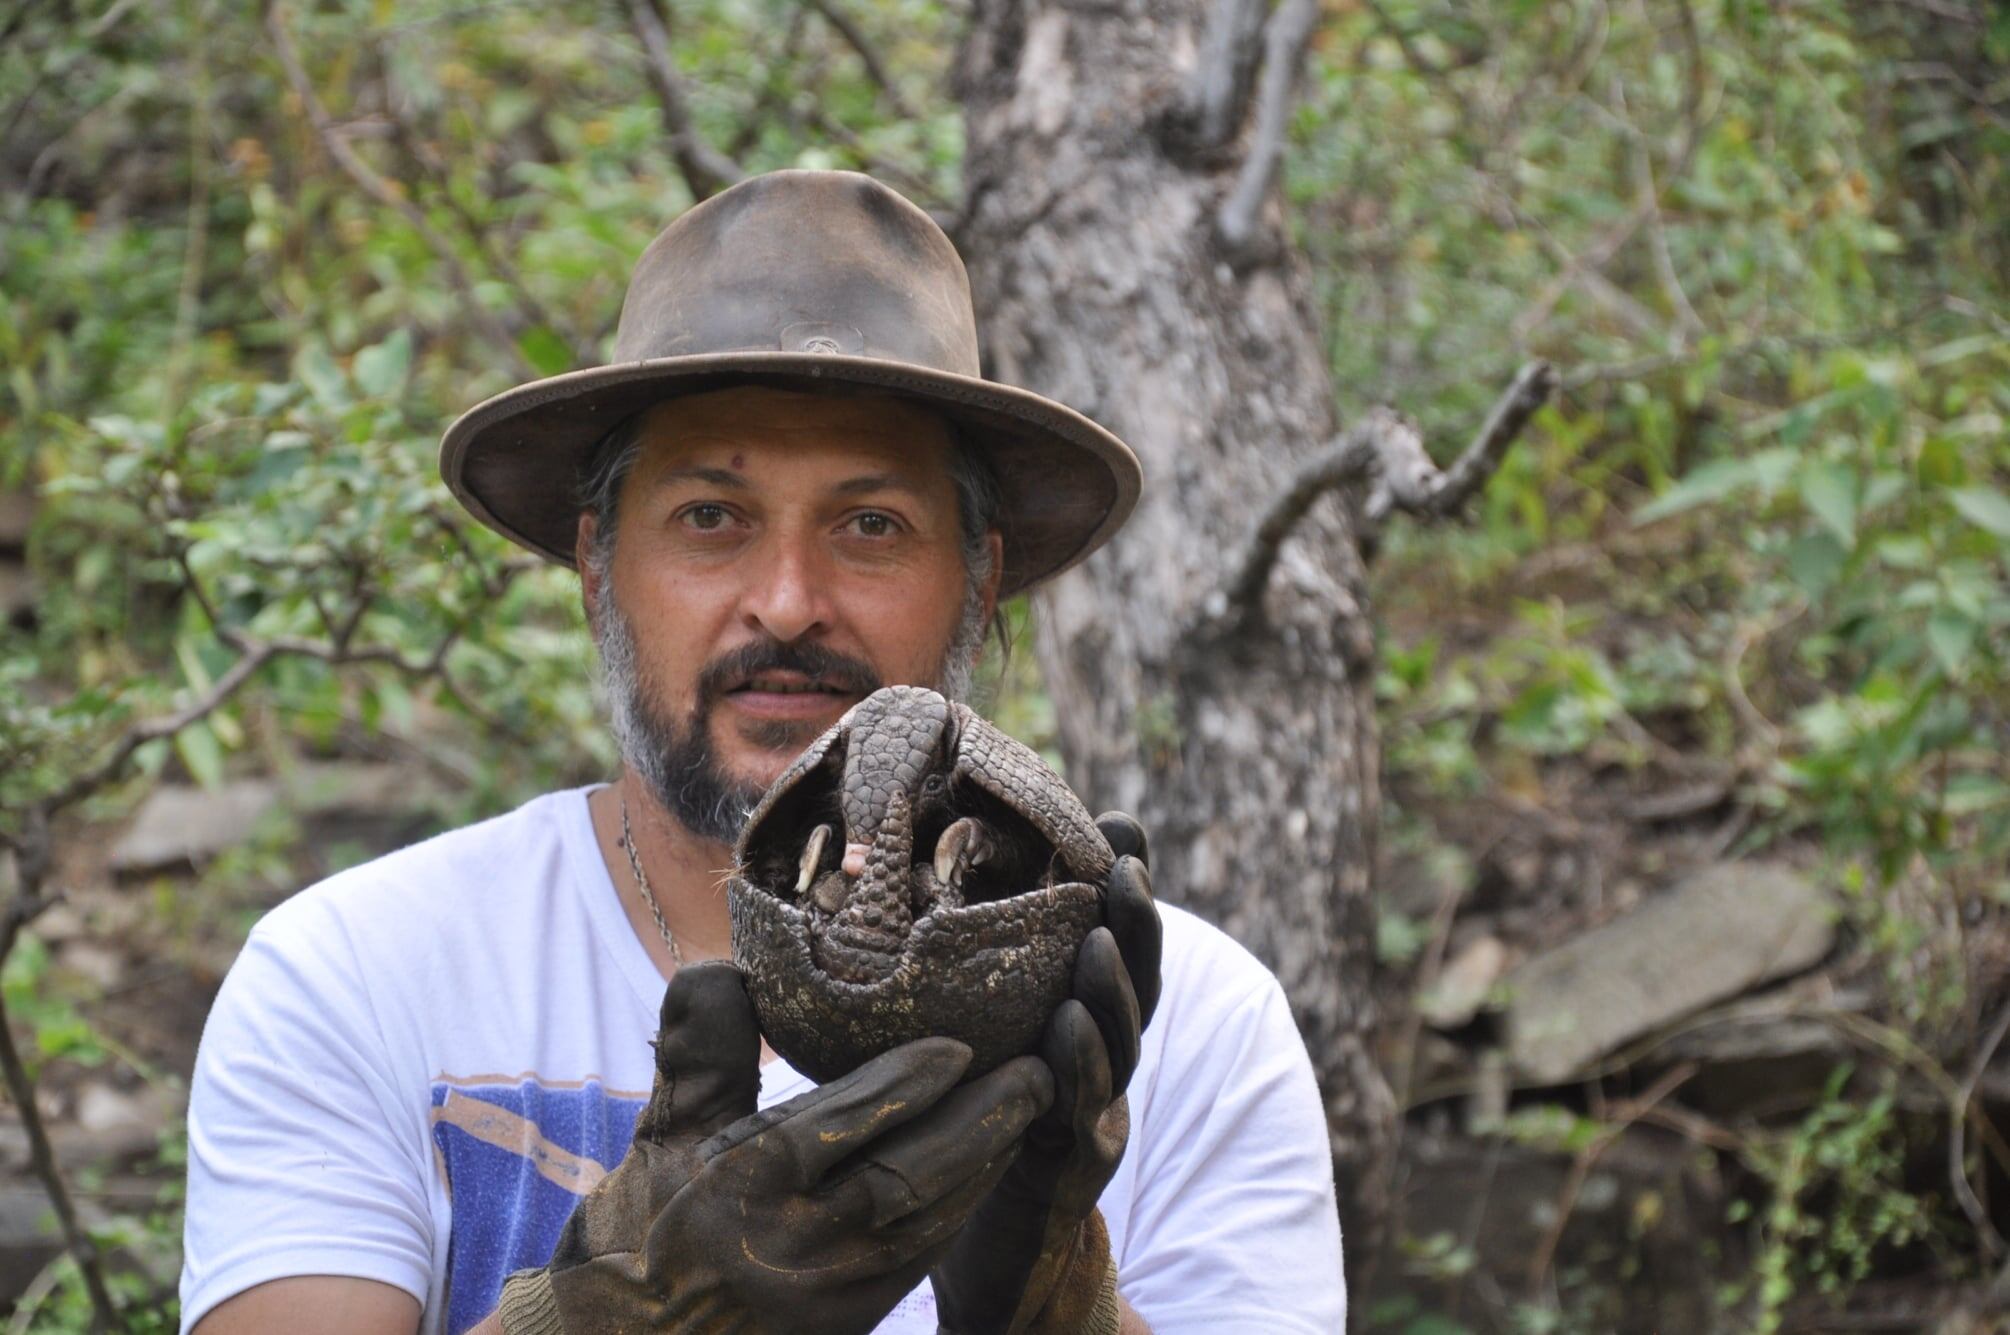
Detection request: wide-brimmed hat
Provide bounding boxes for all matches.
[439,170,1142,595]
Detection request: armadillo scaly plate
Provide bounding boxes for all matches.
[728,685,1112,1083]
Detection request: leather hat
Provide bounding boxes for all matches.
[439,169,1142,595]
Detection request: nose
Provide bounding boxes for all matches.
[738,525,833,645]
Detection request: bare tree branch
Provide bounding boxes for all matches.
[1951,995,2010,1261]
[164,31,212,418]
[791,100,952,210]
[802,0,916,120]
[2,515,530,1335]
[1216,0,1319,260]
[1893,60,2010,133]
[1508,201,1653,342]
[1614,77,1703,343]
[386,116,594,364]
[0,0,141,174]
[0,812,118,1332]
[1177,0,1269,152]
[0,993,119,1330]
[1505,12,1712,347]
[46,543,524,818]
[626,0,743,200]
[1875,0,1982,25]
[1378,359,1559,520]
[264,1,536,377]
[0,0,50,51]
[727,7,811,160]
[1358,0,1485,144]
[1199,361,1557,636]
[41,641,278,815]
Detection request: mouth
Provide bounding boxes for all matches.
[723,672,860,719]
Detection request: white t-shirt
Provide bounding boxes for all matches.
[180,787,1344,1333]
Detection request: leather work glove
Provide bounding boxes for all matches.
[930,812,1164,1335]
[496,961,1055,1335]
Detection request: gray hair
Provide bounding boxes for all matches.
[576,405,1009,655]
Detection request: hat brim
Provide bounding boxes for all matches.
[439,352,1142,597]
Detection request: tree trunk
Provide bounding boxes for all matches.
[957,0,1397,1260]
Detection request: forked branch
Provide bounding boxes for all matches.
[803,0,916,120]
[0,812,118,1332]
[1215,0,1320,260]
[627,0,744,199]
[1201,361,1557,637]
[264,1,536,378]
[1177,0,1270,153]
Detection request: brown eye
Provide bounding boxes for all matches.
[850,512,895,537]
[685,504,728,531]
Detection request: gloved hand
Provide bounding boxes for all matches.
[497,961,1055,1335]
[930,813,1164,1335]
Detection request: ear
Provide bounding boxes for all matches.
[978,529,1005,622]
[576,512,603,625]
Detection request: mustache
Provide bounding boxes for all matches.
[697,639,883,702]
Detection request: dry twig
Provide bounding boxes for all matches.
[1178,0,1268,152]
[1216,0,1321,260]
[1951,996,2010,1260]
[264,1,535,377]
[1525,1063,1697,1296]
[625,0,743,200]
[0,814,118,1331]
[802,0,915,120]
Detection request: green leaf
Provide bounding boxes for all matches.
[294,343,348,411]
[518,326,573,377]
[1917,437,1966,488]
[1876,536,1932,570]
[174,721,226,791]
[1950,487,2010,541]
[1799,462,1858,548]
[1926,608,1977,676]
[353,329,413,398]
[1634,452,1777,524]
[1787,532,1848,598]
[1860,471,1906,514]
[1944,774,2010,815]
[34,1013,107,1068]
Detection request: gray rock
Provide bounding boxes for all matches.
[284,760,439,816]
[109,779,277,871]
[0,1185,64,1309]
[1419,935,1508,1030]
[1504,862,1834,1084]
[75,1084,156,1138]
[55,941,124,991]
[108,762,443,874]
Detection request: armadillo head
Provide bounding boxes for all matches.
[728,684,1112,1081]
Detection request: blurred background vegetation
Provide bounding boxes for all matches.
[0,0,2006,1329]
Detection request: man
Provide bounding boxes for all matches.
[180,171,1343,1333]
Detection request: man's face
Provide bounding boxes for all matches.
[579,386,1000,843]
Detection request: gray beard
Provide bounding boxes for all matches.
[592,587,989,845]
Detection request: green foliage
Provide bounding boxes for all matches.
[3,0,2004,1324]
[0,936,107,1074]
[1727,1066,1941,1331]
[1,0,962,1324]
[10,1125,187,1332]
[1330,0,2006,1322]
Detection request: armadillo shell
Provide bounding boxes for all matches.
[728,879,1102,1083]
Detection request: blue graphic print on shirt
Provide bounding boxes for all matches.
[429,1077,646,1335]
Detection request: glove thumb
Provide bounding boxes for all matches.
[634,961,762,1144]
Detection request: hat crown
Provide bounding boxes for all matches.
[612,171,982,376]
[439,169,1141,595]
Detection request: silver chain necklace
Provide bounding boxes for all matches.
[619,793,684,967]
